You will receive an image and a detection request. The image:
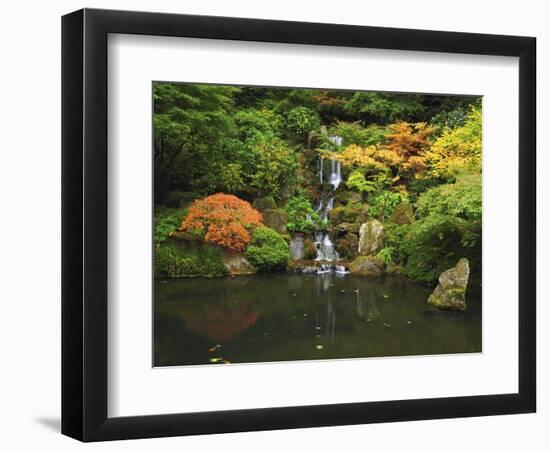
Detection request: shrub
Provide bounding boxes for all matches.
[285,194,325,233]
[368,191,406,222]
[286,106,321,140]
[329,121,389,147]
[402,215,464,283]
[180,193,262,252]
[154,243,227,278]
[246,227,290,271]
[154,207,187,244]
[426,106,482,179]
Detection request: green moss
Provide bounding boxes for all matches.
[154,243,227,278]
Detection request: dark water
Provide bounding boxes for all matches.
[154,273,481,367]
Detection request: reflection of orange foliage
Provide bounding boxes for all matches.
[181,303,258,342]
[180,193,263,252]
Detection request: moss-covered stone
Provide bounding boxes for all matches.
[221,253,257,275]
[262,208,288,234]
[337,222,361,235]
[390,202,415,225]
[349,256,386,277]
[358,220,385,256]
[336,233,359,259]
[303,237,318,260]
[253,196,277,212]
[427,258,470,311]
[328,202,368,225]
[335,190,363,206]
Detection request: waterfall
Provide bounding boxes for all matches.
[314,136,344,268]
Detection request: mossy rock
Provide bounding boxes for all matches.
[253,196,277,212]
[303,237,318,260]
[335,190,363,206]
[328,202,368,225]
[390,202,415,225]
[336,233,359,259]
[358,220,385,256]
[427,258,470,311]
[328,207,346,224]
[337,222,361,235]
[262,208,288,234]
[349,256,386,277]
[221,253,257,275]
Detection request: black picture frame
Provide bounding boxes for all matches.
[62,8,536,442]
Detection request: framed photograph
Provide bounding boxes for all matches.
[62,8,536,442]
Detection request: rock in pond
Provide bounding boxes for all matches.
[427,258,470,311]
[349,256,386,278]
[221,253,256,275]
[358,220,385,256]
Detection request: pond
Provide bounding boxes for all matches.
[154,273,481,367]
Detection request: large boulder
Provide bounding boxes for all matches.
[390,202,415,225]
[358,220,385,256]
[427,258,470,311]
[221,253,256,275]
[349,256,386,278]
[252,197,277,212]
[336,222,361,235]
[262,208,288,234]
[336,233,359,259]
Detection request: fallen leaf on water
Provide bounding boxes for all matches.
[209,358,223,363]
[208,344,221,352]
[221,359,231,364]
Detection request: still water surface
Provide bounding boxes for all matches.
[154,273,481,366]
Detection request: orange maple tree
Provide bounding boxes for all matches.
[180,193,263,252]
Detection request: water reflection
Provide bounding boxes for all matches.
[154,273,481,366]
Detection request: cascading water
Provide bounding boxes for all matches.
[313,136,345,270]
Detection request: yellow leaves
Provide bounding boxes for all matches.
[426,106,482,178]
[332,144,384,169]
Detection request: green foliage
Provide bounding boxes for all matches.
[329,121,388,147]
[426,106,482,179]
[285,194,325,233]
[346,170,390,195]
[376,247,394,265]
[245,137,301,200]
[430,106,469,136]
[234,108,284,141]
[154,243,227,278]
[402,215,464,283]
[154,207,187,244]
[246,227,290,271]
[415,172,482,225]
[344,93,426,124]
[368,191,407,221]
[285,106,321,140]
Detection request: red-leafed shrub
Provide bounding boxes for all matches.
[180,193,263,252]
